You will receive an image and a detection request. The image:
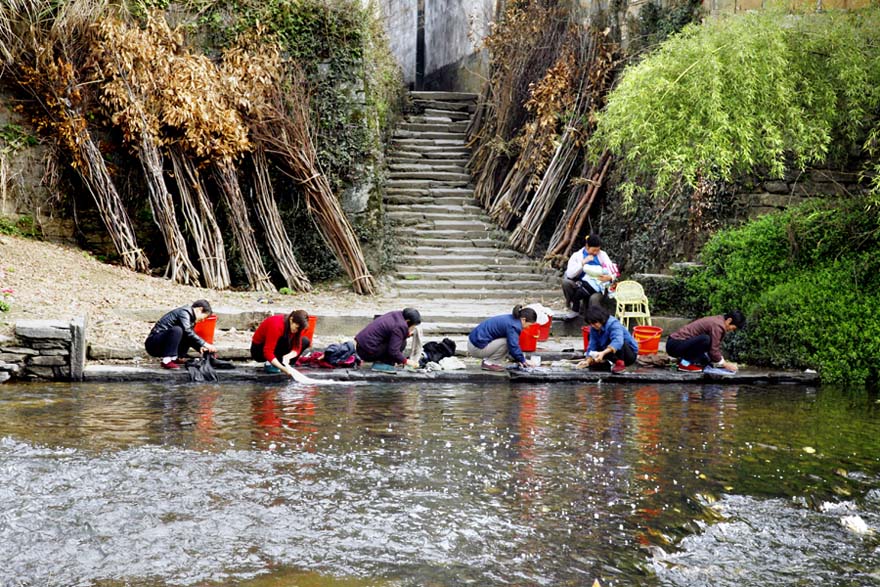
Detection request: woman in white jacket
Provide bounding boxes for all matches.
[561,234,619,319]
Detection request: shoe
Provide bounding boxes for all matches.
[611,360,626,374]
[264,362,281,374]
[562,310,581,321]
[161,360,181,370]
[481,360,505,372]
[371,362,396,373]
[678,363,704,372]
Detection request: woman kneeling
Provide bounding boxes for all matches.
[251,310,311,377]
[580,306,638,374]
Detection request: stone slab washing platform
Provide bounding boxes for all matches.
[83,362,819,385]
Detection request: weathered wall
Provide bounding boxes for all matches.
[378,0,419,85]
[423,0,494,92]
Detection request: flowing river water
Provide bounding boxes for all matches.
[1,380,879,586]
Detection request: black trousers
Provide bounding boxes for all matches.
[250,337,311,363]
[562,276,605,313]
[145,326,195,359]
[588,343,638,370]
[665,335,711,365]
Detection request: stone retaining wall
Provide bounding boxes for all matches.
[737,169,866,219]
[0,317,86,383]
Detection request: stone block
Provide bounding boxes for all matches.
[25,366,55,379]
[30,355,68,367]
[0,361,21,375]
[793,182,849,197]
[15,320,72,341]
[33,341,68,350]
[0,346,39,356]
[39,349,70,356]
[70,316,87,382]
[0,371,9,384]
[763,180,789,194]
[808,169,861,184]
[0,353,27,363]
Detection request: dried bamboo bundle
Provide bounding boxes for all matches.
[170,147,231,290]
[94,16,200,285]
[544,149,612,266]
[223,40,376,295]
[249,146,312,292]
[0,0,149,272]
[213,158,275,291]
[511,30,618,256]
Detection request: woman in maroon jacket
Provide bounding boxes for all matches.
[354,308,421,371]
[666,310,745,373]
[251,310,311,376]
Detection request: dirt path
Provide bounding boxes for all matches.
[0,235,393,350]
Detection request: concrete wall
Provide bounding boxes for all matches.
[423,0,494,91]
[378,0,419,85]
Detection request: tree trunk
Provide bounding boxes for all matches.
[169,147,230,290]
[75,127,150,273]
[212,158,275,291]
[137,132,200,285]
[249,147,311,292]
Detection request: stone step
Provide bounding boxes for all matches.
[388,212,489,225]
[423,109,471,120]
[412,100,475,112]
[399,254,527,267]
[411,91,479,101]
[392,131,467,141]
[403,236,508,248]
[387,171,472,182]
[391,157,470,166]
[390,150,471,160]
[386,195,473,206]
[397,270,552,282]
[385,203,483,215]
[389,163,467,173]
[397,263,545,274]
[385,187,475,197]
[387,179,471,189]
[395,279,554,291]
[399,122,470,133]
[397,288,560,301]
[395,218,491,231]
[396,228,498,240]
[408,246,524,258]
[392,139,467,149]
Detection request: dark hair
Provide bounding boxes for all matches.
[192,299,212,315]
[586,234,603,248]
[584,305,609,325]
[512,305,538,324]
[285,309,310,346]
[725,310,746,329]
[402,307,422,326]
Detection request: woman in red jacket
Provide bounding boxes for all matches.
[251,310,311,376]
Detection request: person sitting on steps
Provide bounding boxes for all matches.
[562,233,619,320]
[578,305,639,374]
[666,311,745,373]
[251,309,312,377]
[144,299,217,369]
[467,305,538,371]
[354,308,422,372]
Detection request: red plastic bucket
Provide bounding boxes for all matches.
[633,325,663,355]
[582,326,591,351]
[193,315,217,345]
[537,317,552,341]
[301,315,318,341]
[519,324,540,352]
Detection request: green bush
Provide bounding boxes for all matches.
[685,199,880,384]
[592,8,880,199]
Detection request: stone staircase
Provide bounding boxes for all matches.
[385,91,560,303]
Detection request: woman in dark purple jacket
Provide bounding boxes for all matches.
[354,308,421,369]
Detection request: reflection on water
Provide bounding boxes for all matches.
[1,381,879,586]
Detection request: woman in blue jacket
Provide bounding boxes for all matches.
[467,305,538,371]
[582,305,638,374]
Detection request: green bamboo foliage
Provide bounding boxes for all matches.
[592,9,880,201]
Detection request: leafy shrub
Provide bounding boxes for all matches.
[685,199,880,383]
[592,8,880,199]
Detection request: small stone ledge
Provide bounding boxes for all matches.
[0,316,88,382]
[82,363,820,385]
